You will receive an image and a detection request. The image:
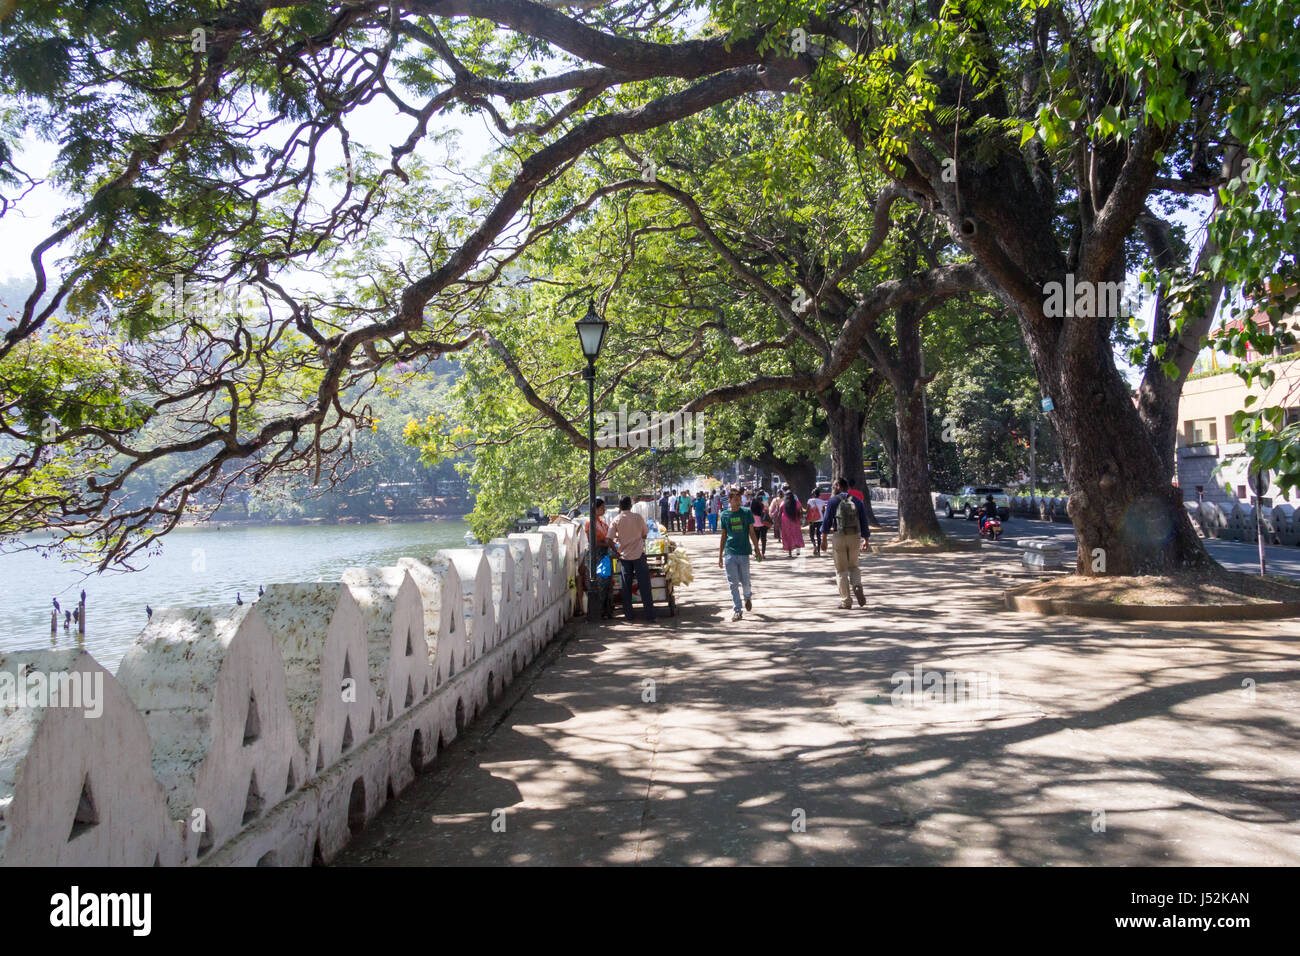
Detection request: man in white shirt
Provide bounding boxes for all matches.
[632,495,656,526]
[609,496,656,622]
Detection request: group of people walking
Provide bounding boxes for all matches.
[583,476,874,628]
[713,477,872,620]
[658,488,723,534]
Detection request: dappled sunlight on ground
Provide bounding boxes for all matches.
[340,523,1300,866]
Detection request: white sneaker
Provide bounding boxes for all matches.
[731,611,743,622]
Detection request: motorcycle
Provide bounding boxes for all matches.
[979,514,1003,541]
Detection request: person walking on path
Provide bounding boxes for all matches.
[707,490,721,532]
[805,489,825,557]
[677,490,691,531]
[609,496,657,622]
[778,491,805,557]
[659,490,672,531]
[750,492,770,558]
[821,477,870,609]
[771,487,783,546]
[717,487,763,621]
[693,491,708,535]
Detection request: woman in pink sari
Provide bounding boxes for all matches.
[778,491,805,557]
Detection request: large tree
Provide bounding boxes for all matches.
[4,0,1296,575]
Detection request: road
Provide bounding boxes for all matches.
[911,503,1300,580]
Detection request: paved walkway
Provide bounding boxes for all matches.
[339,521,1300,866]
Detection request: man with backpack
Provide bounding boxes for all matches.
[821,477,870,609]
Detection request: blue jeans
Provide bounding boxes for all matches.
[708,513,718,532]
[619,554,656,621]
[723,553,752,613]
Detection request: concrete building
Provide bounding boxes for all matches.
[1175,313,1300,507]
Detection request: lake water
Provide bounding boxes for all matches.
[0,520,470,671]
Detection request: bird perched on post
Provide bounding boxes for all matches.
[236,592,243,605]
[258,585,264,598]
[146,605,153,620]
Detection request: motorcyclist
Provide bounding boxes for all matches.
[979,494,999,533]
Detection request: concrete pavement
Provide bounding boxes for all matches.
[338,524,1300,866]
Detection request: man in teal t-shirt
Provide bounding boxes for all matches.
[717,487,763,621]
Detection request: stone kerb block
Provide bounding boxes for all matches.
[340,567,435,726]
[254,584,388,862]
[538,525,573,631]
[1231,502,1256,543]
[518,532,559,638]
[437,549,496,663]
[1274,503,1298,545]
[340,567,436,798]
[1,649,177,866]
[396,557,464,690]
[483,542,521,649]
[1194,500,1216,537]
[394,557,467,761]
[116,605,308,865]
[501,537,536,660]
[254,584,380,783]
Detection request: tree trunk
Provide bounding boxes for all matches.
[893,383,943,539]
[874,299,944,541]
[1040,327,1214,575]
[1136,148,1242,479]
[819,387,878,526]
[745,453,817,501]
[910,145,1216,575]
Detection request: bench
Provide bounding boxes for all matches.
[1020,539,1064,570]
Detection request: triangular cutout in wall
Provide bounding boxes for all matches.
[243,690,261,745]
[68,773,99,841]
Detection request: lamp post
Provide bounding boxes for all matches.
[575,300,608,621]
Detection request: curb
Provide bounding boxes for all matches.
[1003,581,1300,621]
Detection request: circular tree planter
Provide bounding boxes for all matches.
[1004,572,1300,621]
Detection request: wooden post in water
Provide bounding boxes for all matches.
[78,589,86,636]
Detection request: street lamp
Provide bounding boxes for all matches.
[576,300,608,621]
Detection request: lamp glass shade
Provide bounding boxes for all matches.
[575,303,608,360]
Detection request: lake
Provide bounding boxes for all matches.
[0,520,471,670]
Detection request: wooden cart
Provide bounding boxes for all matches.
[610,549,677,616]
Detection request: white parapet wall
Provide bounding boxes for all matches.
[116,605,308,865]
[0,649,178,866]
[396,557,463,691]
[438,549,497,664]
[483,542,520,650]
[0,528,585,867]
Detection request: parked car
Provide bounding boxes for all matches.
[945,485,1011,520]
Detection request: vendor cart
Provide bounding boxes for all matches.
[611,545,677,616]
